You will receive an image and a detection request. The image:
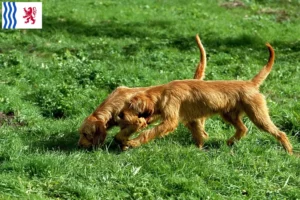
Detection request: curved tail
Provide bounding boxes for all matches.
[251,43,275,87]
[193,34,207,80]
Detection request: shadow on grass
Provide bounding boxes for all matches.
[39,16,172,39]
[41,16,264,46]
[203,138,225,150]
[43,16,266,48]
[3,14,300,56]
[13,15,286,52]
[27,131,124,154]
[165,128,226,150]
[29,131,80,152]
[40,16,200,51]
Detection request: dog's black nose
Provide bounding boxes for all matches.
[77,143,83,148]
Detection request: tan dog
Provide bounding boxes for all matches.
[78,35,207,149]
[125,43,293,154]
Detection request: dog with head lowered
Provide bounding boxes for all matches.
[125,43,293,154]
[78,35,207,149]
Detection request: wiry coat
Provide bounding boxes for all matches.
[126,44,293,154]
[78,35,207,149]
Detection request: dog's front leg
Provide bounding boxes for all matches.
[125,118,178,148]
[115,118,147,150]
[115,109,147,150]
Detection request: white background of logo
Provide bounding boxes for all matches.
[2,2,42,29]
[16,2,42,29]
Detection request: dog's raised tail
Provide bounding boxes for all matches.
[251,43,275,87]
[193,34,207,80]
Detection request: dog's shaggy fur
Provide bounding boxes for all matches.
[125,43,293,154]
[78,86,149,148]
[78,35,207,149]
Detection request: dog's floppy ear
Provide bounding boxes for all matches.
[130,93,154,116]
[92,120,107,147]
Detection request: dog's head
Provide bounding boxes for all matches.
[78,115,107,148]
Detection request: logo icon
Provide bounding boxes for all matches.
[2,2,42,29]
[23,7,37,24]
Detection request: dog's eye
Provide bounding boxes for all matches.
[118,112,124,119]
[83,133,89,139]
[83,133,93,142]
[138,112,151,118]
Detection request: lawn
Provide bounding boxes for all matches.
[0,0,300,199]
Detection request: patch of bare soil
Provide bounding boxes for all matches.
[220,0,246,9]
[259,8,290,22]
[0,112,26,127]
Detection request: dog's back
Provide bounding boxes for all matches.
[161,80,259,120]
[93,86,149,122]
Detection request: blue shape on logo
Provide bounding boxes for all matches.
[8,2,13,28]
[3,2,8,28]
[2,2,17,29]
[12,2,17,29]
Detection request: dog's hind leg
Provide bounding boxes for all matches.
[185,118,208,149]
[244,95,293,154]
[221,111,248,146]
[199,118,208,138]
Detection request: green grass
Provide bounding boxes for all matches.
[1,0,300,199]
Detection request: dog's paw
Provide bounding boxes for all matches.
[114,136,123,144]
[126,140,141,148]
[226,138,235,146]
[115,139,130,151]
[137,118,147,129]
[121,145,130,151]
